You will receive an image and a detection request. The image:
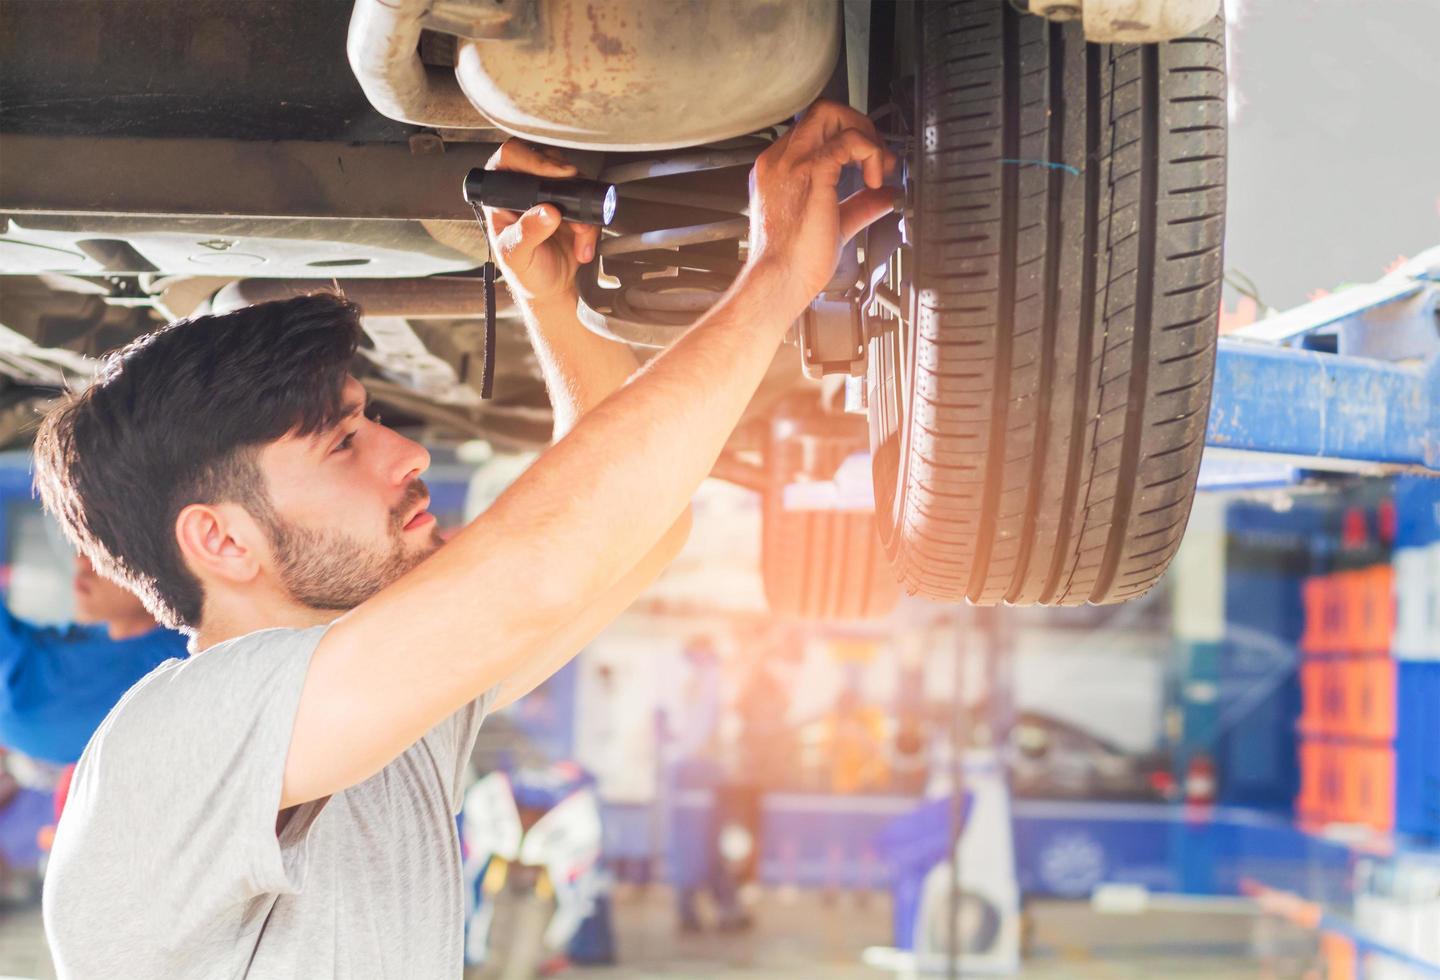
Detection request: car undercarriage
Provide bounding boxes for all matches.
[0,0,1227,615]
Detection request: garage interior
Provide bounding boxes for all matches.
[1,0,1439,977]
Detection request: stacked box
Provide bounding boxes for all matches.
[1296,565,1400,831]
[1297,546,1440,838]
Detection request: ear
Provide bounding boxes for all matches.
[175,502,264,587]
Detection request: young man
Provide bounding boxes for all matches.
[34,101,894,977]
[0,554,185,765]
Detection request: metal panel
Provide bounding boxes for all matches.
[1205,340,1440,471]
[0,0,420,143]
[0,135,500,222]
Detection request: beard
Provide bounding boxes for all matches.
[263,479,444,611]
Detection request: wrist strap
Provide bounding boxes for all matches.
[481,259,497,400]
[468,199,497,400]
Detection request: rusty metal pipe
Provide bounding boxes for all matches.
[598,218,749,258]
[347,0,501,128]
[600,147,764,186]
[453,1,838,151]
[617,185,749,215]
[210,278,514,319]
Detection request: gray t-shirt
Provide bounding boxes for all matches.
[42,624,495,978]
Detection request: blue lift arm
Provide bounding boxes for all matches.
[1203,245,1440,481]
[1206,343,1440,470]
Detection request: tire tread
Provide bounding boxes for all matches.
[872,1,1224,606]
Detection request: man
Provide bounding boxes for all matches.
[0,554,184,765]
[34,100,894,977]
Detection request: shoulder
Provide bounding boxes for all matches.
[90,625,329,754]
[134,624,327,698]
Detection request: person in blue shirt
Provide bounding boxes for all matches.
[0,554,186,764]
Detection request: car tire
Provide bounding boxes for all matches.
[869,1,1225,605]
[762,413,900,620]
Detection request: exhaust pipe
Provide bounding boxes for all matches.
[210,277,513,319]
[346,0,526,128]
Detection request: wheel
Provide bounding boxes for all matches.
[762,413,900,620]
[916,882,1004,957]
[869,1,1225,605]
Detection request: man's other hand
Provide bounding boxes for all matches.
[483,141,601,308]
[746,99,898,313]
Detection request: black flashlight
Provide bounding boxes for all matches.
[462,168,617,227]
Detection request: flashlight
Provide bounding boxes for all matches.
[462,168,618,227]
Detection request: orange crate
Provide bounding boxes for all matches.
[1316,743,1344,823]
[1302,576,1339,653]
[1318,661,1348,735]
[1353,565,1396,654]
[1338,743,1395,831]
[1351,657,1397,741]
[1334,659,1366,737]
[1334,570,1370,653]
[1332,743,1360,823]
[1299,661,1327,734]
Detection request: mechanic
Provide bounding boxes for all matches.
[0,553,184,766]
[33,100,895,977]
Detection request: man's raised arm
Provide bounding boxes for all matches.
[459,140,691,709]
[282,101,897,808]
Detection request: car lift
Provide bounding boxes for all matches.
[837,246,1440,980]
[1200,245,1440,488]
[1199,246,1440,980]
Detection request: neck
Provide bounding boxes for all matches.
[191,596,341,654]
[106,614,158,642]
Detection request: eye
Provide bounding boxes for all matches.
[333,430,358,454]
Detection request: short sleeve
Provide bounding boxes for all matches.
[421,686,499,815]
[0,606,50,746]
[0,603,38,668]
[42,626,329,974]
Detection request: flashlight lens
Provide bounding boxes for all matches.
[602,185,617,226]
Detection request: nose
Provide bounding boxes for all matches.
[380,424,430,487]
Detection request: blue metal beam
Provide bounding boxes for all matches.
[1205,340,1440,471]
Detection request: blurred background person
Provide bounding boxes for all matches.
[0,554,185,768]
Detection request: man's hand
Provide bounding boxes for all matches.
[746,99,898,312]
[483,141,601,308]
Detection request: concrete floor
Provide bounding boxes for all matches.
[566,887,1304,979]
[0,904,54,980]
[0,887,1311,979]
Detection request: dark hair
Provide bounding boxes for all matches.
[33,293,362,630]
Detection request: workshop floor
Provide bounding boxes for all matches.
[570,887,1305,979]
[0,903,53,980]
[0,889,1310,979]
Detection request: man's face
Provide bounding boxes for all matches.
[73,554,150,625]
[254,377,444,611]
